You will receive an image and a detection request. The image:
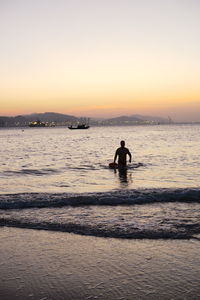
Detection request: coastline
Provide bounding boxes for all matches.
[0,227,199,300]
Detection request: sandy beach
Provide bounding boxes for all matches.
[0,227,199,300]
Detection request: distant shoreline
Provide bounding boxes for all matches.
[0,112,199,127]
[0,122,200,129]
[0,112,173,127]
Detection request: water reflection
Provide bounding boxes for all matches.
[114,168,133,188]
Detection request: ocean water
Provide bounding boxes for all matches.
[0,125,200,239]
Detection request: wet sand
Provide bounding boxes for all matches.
[0,227,200,300]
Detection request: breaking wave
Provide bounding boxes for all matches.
[0,188,199,210]
[1,188,199,240]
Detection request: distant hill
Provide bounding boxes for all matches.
[23,112,78,123]
[0,112,78,127]
[0,112,170,127]
[103,114,169,125]
[0,115,27,127]
[130,114,169,123]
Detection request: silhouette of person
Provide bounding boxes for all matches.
[114,140,132,168]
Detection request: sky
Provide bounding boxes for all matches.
[0,0,200,122]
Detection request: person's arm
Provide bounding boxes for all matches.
[128,150,132,163]
[114,150,118,163]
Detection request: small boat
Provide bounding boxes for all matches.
[68,124,90,130]
[28,120,46,127]
[68,118,90,130]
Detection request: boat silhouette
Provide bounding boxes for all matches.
[68,118,90,130]
[68,124,90,130]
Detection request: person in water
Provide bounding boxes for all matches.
[114,140,132,168]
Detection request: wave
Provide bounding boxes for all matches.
[0,188,199,240]
[0,202,199,240]
[0,188,199,210]
[3,168,60,176]
[1,218,199,240]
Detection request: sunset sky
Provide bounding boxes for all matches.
[0,0,200,121]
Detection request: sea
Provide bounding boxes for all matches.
[0,124,200,240]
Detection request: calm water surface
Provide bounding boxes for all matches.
[0,124,199,194]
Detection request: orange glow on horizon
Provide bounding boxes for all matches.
[0,1,200,122]
[2,97,200,121]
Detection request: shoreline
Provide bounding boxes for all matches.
[0,227,200,300]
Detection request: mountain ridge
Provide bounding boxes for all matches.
[0,112,171,127]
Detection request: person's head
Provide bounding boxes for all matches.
[120,140,125,147]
